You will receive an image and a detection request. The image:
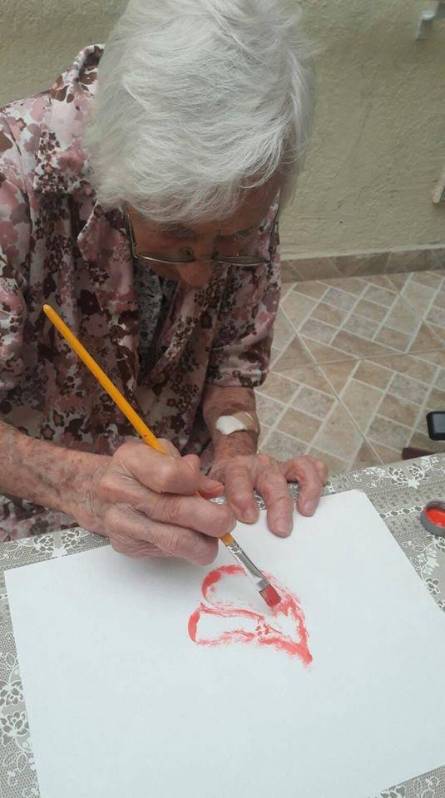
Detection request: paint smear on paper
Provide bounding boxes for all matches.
[188,565,312,665]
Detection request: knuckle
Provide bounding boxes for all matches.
[97,471,118,499]
[257,453,273,469]
[111,536,129,555]
[160,528,182,557]
[103,505,124,533]
[151,494,183,526]
[213,504,235,534]
[156,458,179,489]
[195,540,218,566]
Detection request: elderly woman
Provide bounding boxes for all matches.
[0,0,326,561]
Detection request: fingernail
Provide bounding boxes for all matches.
[242,507,258,524]
[303,500,316,515]
[276,521,292,536]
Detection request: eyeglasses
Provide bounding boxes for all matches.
[126,211,278,268]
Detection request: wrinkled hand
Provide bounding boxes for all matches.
[71,440,235,564]
[209,453,328,537]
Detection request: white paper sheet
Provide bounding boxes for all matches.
[5,490,445,798]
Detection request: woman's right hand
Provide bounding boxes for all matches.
[69,439,235,564]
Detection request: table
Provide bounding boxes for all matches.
[1,454,444,798]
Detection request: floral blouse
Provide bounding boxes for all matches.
[0,45,281,540]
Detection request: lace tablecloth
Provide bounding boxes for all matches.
[1,455,444,798]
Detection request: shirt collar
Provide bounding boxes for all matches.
[32,44,103,197]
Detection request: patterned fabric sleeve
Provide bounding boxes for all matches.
[206,210,281,389]
[0,113,30,402]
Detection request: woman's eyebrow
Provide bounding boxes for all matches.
[160,223,197,238]
[161,222,259,238]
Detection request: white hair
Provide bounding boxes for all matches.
[85,0,313,224]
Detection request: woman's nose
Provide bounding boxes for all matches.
[178,260,214,289]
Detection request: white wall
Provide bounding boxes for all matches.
[0,0,444,258]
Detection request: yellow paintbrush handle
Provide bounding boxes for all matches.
[42,304,164,453]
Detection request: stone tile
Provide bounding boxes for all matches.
[416,351,445,367]
[367,353,436,384]
[300,317,337,345]
[257,371,299,403]
[428,250,445,271]
[281,291,317,329]
[353,298,388,322]
[289,364,334,393]
[258,424,271,449]
[312,404,363,460]
[348,252,389,277]
[386,249,430,274]
[271,308,294,351]
[386,273,410,290]
[383,297,420,335]
[301,260,345,281]
[353,360,393,390]
[434,368,445,392]
[402,279,436,313]
[369,443,402,464]
[364,274,397,290]
[413,270,445,289]
[407,431,444,455]
[332,330,395,359]
[273,335,312,373]
[261,430,309,460]
[312,302,349,327]
[323,286,358,311]
[425,387,445,412]
[342,314,378,340]
[367,415,412,450]
[325,276,366,296]
[340,380,383,432]
[307,446,349,475]
[409,323,444,353]
[363,284,396,307]
[255,393,286,427]
[428,322,445,346]
[432,287,445,309]
[320,361,358,393]
[281,262,302,283]
[292,386,335,420]
[378,393,420,428]
[301,337,357,365]
[387,372,429,405]
[427,305,445,328]
[293,281,328,300]
[278,407,321,443]
[351,442,382,470]
[374,326,412,352]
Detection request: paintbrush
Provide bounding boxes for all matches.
[43,304,281,609]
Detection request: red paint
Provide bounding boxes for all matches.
[426,506,445,528]
[260,584,281,608]
[188,565,312,665]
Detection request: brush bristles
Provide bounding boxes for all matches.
[260,584,281,608]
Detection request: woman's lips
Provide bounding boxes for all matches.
[188,564,312,665]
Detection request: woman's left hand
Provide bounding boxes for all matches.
[209,453,328,537]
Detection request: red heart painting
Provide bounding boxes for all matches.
[188,564,312,665]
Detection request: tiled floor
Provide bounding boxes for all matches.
[256,270,445,474]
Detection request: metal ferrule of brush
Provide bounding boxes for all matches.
[226,539,268,587]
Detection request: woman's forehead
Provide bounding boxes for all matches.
[131,175,281,238]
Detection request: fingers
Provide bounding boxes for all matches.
[106,504,219,565]
[113,442,213,496]
[99,469,234,538]
[280,456,325,516]
[312,457,329,485]
[255,460,293,537]
[222,460,259,524]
